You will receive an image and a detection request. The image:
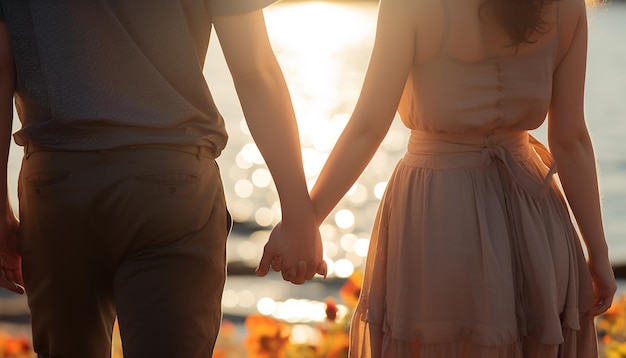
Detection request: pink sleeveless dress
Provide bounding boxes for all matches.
[348,3,598,358]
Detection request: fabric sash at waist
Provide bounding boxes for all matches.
[404,129,557,198]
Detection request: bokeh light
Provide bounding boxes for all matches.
[340,233,358,252]
[335,209,355,230]
[354,238,370,257]
[254,207,274,227]
[251,168,272,188]
[234,179,254,198]
[374,181,388,200]
[257,297,277,315]
[291,324,322,345]
[255,296,349,325]
[334,259,355,278]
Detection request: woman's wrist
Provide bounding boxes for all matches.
[586,244,610,263]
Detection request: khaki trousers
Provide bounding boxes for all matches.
[17,145,231,358]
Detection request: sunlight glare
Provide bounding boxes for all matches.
[264,3,376,154]
[265,2,375,54]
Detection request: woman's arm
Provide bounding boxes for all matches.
[310,0,416,223]
[213,10,324,284]
[548,0,616,316]
[0,21,23,294]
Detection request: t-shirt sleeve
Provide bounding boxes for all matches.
[209,0,278,16]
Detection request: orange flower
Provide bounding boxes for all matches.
[597,293,626,357]
[325,297,339,322]
[244,314,291,358]
[603,296,625,321]
[320,327,350,358]
[339,271,363,308]
[0,333,31,356]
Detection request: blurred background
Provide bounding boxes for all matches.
[1,0,625,355]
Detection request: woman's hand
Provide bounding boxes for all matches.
[586,256,617,317]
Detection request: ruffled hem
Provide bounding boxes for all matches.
[349,314,598,358]
[386,320,519,346]
[381,337,522,358]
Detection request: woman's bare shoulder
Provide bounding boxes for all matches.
[556,0,588,62]
[410,0,448,61]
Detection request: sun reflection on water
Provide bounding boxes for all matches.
[222,1,409,286]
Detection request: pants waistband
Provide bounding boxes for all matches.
[24,142,215,160]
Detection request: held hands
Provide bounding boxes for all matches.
[0,214,25,294]
[256,216,327,285]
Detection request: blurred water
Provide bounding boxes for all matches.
[584,3,626,261]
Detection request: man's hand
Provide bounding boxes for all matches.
[0,214,24,294]
[256,219,327,285]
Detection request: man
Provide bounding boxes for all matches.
[0,1,324,357]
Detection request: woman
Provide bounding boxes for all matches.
[260,0,617,355]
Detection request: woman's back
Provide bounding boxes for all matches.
[411,0,573,63]
[399,0,583,134]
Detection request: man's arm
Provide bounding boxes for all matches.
[213,10,325,284]
[0,21,23,294]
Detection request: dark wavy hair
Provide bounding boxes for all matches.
[483,0,558,46]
